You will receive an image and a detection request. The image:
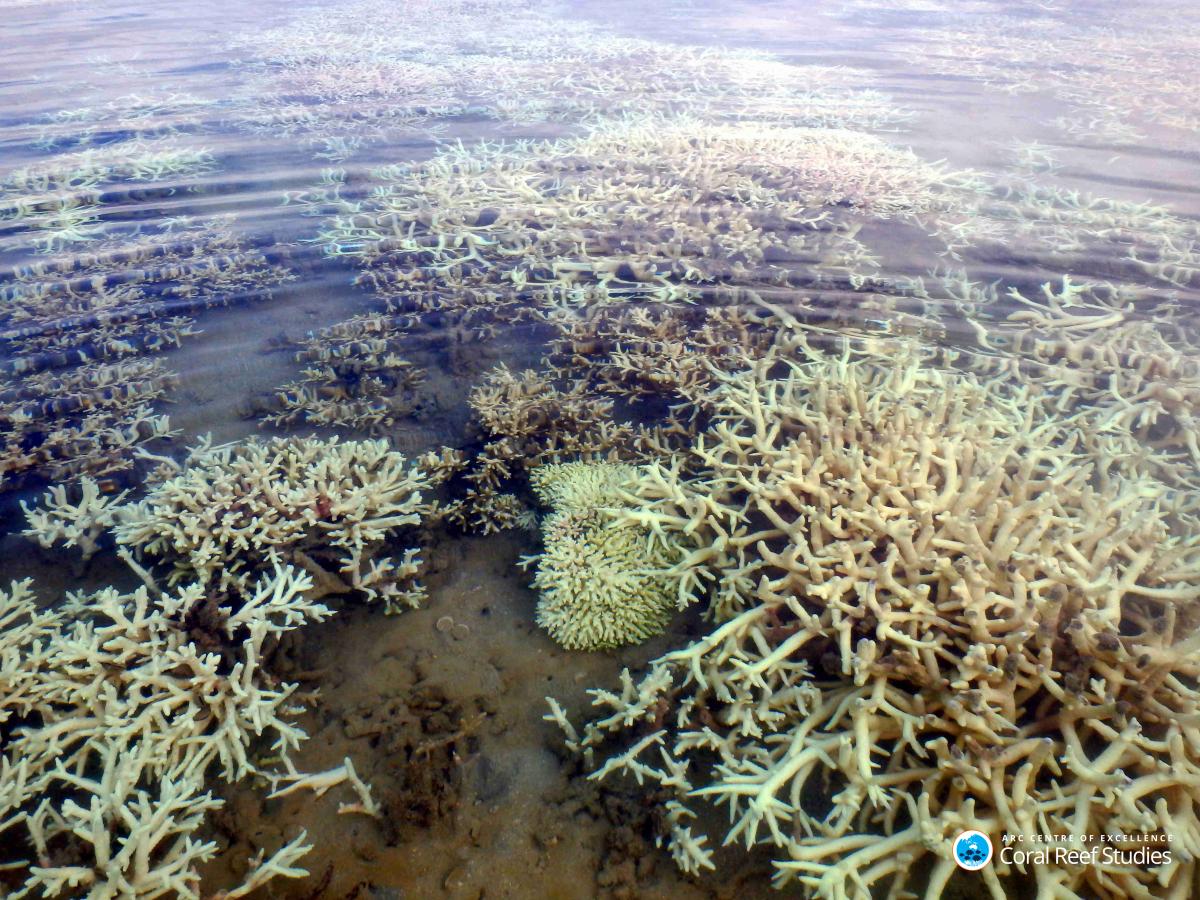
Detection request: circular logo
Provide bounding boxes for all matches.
[954,830,993,871]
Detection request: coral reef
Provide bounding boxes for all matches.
[549,338,1200,898]
[524,462,681,651]
[323,117,964,331]
[290,116,982,537]
[29,92,221,153]
[7,3,1200,898]
[441,362,697,535]
[20,474,129,563]
[914,3,1200,143]
[1,358,177,490]
[0,92,295,492]
[1,217,293,367]
[231,0,899,146]
[977,186,1200,289]
[0,138,215,253]
[903,271,1200,491]
[11,426,480,896]
[544,303,778,415]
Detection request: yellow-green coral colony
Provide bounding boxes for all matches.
[525,462,681,651]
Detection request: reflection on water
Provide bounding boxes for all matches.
[2,0,1199,897]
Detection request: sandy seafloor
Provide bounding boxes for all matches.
[2,0,1200,896]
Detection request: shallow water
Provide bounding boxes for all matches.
[2,1,1200,897]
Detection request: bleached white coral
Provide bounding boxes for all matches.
[7,433,421,896]
[20,477,129,562]
[113,435,437,612]
[0,565,324,898]
[552,338,1200,899]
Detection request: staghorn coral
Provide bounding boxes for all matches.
[445,291,789,533]
[979,185,1200,290]
[901,270,1200,493]
[912,1,1200,144]
[468,365,639,463]
[262,313,427,433]
[0,358,177,491]
[523,462,683,651]
[0,215,295,492]
[444,363,692,535]
[545,301,779,417]
[231,0,899,145]
[20,475,130,563]
[8,433,452,894]
[319,116,965,331]
[298,116,993,538]
[30,92,222,153]
[102,436,445,614]
[0,568,321,899]
[548,337,1200,898]
[1,217,294,367]
[0,95,294,493]
[0,138,216,254]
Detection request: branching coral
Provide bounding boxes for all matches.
[319,116,964,330]
[0,88,295,496]
[0,138,216,254]
[544,302,779,417]
[106,436,445,613]
[9,430,449,894]
[977,186,1200,290]
[1,217,293,367]
[1,358,177,491]
[523,462,682,651]
[0,216,295,492]
[549,337,1200,898]
[0,569,322,898]
[20,475,130,563]
[29,92,222,152]
[296,116,976,536]
[230,0,899,144]
[903,270,1200,492]
[914,3,1200,143]
[262,313,427,432]
[442,363,692,534]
